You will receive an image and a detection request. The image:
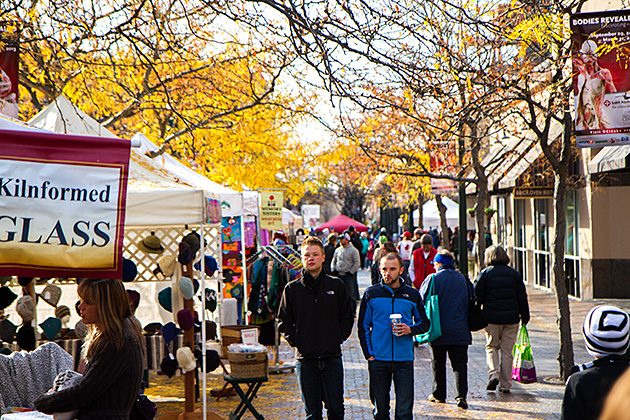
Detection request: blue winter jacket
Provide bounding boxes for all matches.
[358,282,430,362]
[420,266,472,346]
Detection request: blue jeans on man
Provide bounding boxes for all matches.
[295,357,344,420]
[368,360,414,420]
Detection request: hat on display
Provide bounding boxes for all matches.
[75,321,88,341]
[178,242,193,265]
[16,296,36,322]
[40,284,62,307]
[0,318,17,343]
[176,347,197,373]
[158,287,172,313]
[196,349,220,373]
[55,305,71,321]
[177,277,195,300]
[160,354,179,378]
[126,290,140,313]
[0,347,11,355]
[177,309,194,331]
[0,276,12,286]
[199,288,218,313]
[194,255,218,277]
[40,317,62,341]
[583,305,630,358]
[17,277,34,287]
[182,232,201,255]
[16,325,36,351]
[161,322,178,344]
[155,255,177,278]
[0,287,18,310]
[122,258,138,283]
[137,233,165,254]
[143,322,163,335]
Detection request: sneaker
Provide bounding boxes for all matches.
[498,388,511,394]
[428,394,445,404]
[486,378,499,391]
[456,398,468,409]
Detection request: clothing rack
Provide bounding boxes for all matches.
[260,245,295,374]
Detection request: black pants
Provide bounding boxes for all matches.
[430,344,468,401]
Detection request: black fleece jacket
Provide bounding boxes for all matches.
[278,270,355,360]
[474,264,530,325]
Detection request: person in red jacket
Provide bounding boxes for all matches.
[409,234,437,289]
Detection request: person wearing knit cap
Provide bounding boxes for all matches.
[561,305,630,420]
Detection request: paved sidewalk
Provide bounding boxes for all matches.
[161,269,627,419]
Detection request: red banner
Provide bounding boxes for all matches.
[0,21,19,119]
[0,129,130,278]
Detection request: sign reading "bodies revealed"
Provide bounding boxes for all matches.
[0,129,130,278]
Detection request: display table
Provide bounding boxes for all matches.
[223,375,268,420]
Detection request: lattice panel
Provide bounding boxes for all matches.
[124,225,222,282]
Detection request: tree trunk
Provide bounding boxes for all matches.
[417,192,424,231]
[552,157,574,381]
[436,194,449,249]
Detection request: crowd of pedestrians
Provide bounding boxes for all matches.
[278,224,630,420]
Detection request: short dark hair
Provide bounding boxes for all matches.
[301,236,325,253]
[421,234,432,245]
[380,252,403,268]
[382,242,397,253]
[413,228,423,237]
[485,245,510,266]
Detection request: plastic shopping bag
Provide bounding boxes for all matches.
[414,275,441,344]
[511,324,537,383]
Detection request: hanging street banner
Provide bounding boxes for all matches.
[571,10,630,148]
[259,190,283,230]
[0,21,19,119]
[302,204,320,229]
[0,129,130,278]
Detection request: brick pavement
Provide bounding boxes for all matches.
[190,269,626,419]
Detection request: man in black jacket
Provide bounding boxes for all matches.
[278,236,355,420]
[561,305,630,420]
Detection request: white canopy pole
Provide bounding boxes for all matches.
[200,222,207,418]
[240,192,249,325]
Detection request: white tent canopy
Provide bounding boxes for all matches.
[414,197,461,229]
[134,132,259,218]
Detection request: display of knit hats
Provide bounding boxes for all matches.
[40,283,62,307]
[161,322,178,344]
[177,309,194,331]
[158,287,172,312]
[122,258,138,283]
[75,320,88,341]
[0,318,17,343]
[194,255,218,277]
[16,295,36,322]
[0,276,12,286]
[177,242,193,265]
[55,305,71,320]
[182,231,201,255]
[154,255,177,278]
[16,325,36,351]
[143,322,163,335]
[160,354,178,378]
[176,347,197,373]
[199,288,218,313]
[583,305,630,358]
[177,277,195,300]
[17,277,34,287]
[126,290,140,313]
[0,287,18,310]
[137,233,165,254]
[40,317,62,341]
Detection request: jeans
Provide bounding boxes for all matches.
[368,360,414,420]
[485,323,519,390]
[431,345,468,401]
[296,358,344,420]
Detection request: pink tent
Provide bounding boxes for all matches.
[316,214,369,233]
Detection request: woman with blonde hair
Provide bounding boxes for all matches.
[35,278,144,419]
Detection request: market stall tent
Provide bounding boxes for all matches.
[316,214,368,233]
[413,197,470,229]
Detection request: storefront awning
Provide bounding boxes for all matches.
[587,145,630,174]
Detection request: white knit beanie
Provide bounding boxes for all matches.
[583,305,630,358]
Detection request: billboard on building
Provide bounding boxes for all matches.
[571,10,630,148]
[0,21,19,119]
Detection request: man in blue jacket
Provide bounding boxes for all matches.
[358,253,429,420]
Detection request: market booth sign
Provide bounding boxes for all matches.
[259,190,283,230]
[0,129,130,278]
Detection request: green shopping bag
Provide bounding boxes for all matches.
[511,324,537,383]
[414,274,441,344]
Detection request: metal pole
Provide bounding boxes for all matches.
[458,134,468,278]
